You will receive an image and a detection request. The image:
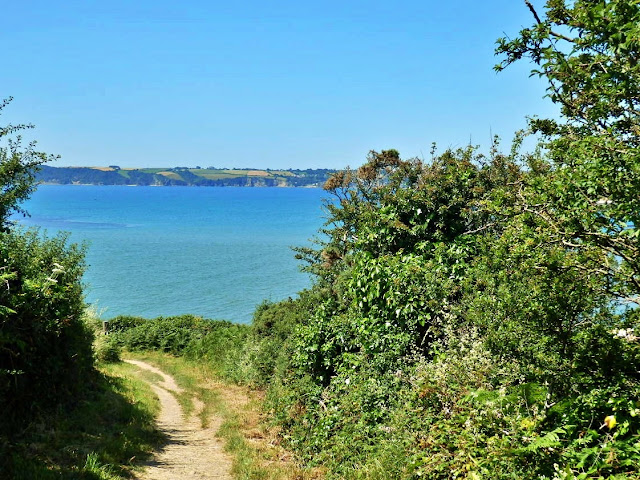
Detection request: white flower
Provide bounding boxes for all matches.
[613,328,638,342]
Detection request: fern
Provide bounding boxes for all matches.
[524,426,569,452]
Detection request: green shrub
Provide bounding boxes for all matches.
[109,314,252,378]
[0,228,93,433]
[185,323,250,380]
[257,143,640,477]
[94,335,121,363]
[109,314,219,354]
[245,297,312,385]
[105,315,147,333]
[252,298,307,340]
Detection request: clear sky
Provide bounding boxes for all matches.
[1,0,555,170]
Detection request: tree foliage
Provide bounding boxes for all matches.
[250,2,640,478]
[496,0,640,306]
[0,99,92,435]
[0,97,56,230]
[293,146,526,383]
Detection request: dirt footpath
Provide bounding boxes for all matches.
[124,359,233,480]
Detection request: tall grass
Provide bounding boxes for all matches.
[0,361,162,479]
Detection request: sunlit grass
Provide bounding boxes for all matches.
[1,361,162,479]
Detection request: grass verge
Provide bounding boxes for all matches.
[1,361,162,480]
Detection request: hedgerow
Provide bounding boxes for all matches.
[248,3,640,470]
[0,229,92,432]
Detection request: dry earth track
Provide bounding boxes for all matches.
[124,359,233,480]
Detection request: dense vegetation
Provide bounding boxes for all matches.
[0,99,93,436]
[37,165,335,187]
[257,2,640,477]
[105,314,249,374]
[0,100,163,479]
[108,2,640,478]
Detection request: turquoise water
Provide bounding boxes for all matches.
[16,185,327,323]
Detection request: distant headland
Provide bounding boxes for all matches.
[37,165,337,187]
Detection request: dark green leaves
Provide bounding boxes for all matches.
[0,97,57,230]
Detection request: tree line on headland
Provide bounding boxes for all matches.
[37,165,336,187]
[2,1,640,478]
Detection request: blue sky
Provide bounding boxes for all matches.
[1,0,554,169]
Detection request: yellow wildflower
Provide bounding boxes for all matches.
[603,415,616,430]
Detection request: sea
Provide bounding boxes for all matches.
[14,185,328,324]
